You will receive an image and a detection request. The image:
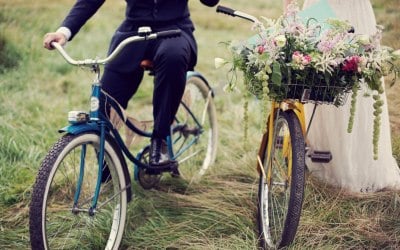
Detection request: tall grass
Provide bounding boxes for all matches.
[0,0,399,249]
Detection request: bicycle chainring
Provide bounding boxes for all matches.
[137,146,161,189]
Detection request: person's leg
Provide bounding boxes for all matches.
[101,27,150,108]
[99,29,148,179]
[151,35,193,139]
[148,33,195,167]
[101,68,144,109]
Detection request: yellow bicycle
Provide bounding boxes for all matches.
[217,5,346,249]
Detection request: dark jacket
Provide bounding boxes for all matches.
[61,0,219,40]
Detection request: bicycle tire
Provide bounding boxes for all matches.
[257,110,305,249]
[173,75,218,183]
[29,132,128,250]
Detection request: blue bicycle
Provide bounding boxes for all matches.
[29,28,218,250]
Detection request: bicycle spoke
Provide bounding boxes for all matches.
[97,184,130,210]
[273,157,289,183]
[177,148,203,164]
[170,76,217,182]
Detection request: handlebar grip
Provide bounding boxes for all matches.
[216,5,236,16]
[156,29,181,39]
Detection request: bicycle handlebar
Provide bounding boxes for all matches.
[155,29,182,39]
[51,28,182,67]
[216,5,260,24]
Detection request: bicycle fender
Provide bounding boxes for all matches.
[186,71,215,98]
[58,122,100,134]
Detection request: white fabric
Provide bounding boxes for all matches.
[56,26,72,41]
[303,0,400,192]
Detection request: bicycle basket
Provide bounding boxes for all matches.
[245,67,353,106]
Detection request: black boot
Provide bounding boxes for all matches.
[149,138,176,169]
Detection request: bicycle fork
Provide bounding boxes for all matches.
[71,121,107,216]
[259,101,307,186]
[72,81,107,216]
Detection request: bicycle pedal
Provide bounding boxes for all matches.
[144,168,163,175]
[146,161,178,175]
[170,164,181,178]
[309,150,332,163]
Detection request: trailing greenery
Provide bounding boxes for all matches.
[0,0,399,249]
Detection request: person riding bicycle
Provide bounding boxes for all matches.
[43,0,219,169]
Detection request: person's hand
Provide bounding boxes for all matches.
[200,0,219,7]
[43,32,67,50]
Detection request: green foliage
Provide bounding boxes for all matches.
[0,167,33,205]
[0,32,21,73]
[347,83,359,133]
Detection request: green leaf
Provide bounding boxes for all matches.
[271,62,282,86]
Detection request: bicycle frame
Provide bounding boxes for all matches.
[51,29,215,208]
[216,5,326,248]
[258,100,307,182]
[60,71,212,163]
[60,70,212,205]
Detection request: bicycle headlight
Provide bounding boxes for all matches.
[68,111,89,124]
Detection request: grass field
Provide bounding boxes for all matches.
[0,0,399,249]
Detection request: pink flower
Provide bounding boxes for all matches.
[302,55,312,65]
[342,56,361,72]
[285,22,305,35]
[257,45,265,54]
[292,51,302,64]
[293,51,301,55]
[317,40,335,53]
[292,51,311,66]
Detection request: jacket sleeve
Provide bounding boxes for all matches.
[60,0,106,40]
[200,0,219,7]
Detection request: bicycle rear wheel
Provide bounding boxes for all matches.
[258,110,305,249]
[172,75,218,182]
[29,132,128,250]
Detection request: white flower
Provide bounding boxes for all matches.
[393,49,400,57]
[214,57,227,69]
[358,56,368,69]
[358,34,370,45]
[274,35,286,48]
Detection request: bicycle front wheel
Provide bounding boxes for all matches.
[258,110,305,249]
[29,132,128,250]
[173,75,218,182]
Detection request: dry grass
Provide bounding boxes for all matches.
[294,175,400,248]
[0,0,399,249]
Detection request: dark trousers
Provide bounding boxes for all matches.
[101,23,197,139]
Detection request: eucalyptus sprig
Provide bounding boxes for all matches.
[347,83,359,133]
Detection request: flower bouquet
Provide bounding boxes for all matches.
[217,2,400,159]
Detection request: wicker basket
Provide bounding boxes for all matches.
[245,68,353,107]
[272,80,352,106]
